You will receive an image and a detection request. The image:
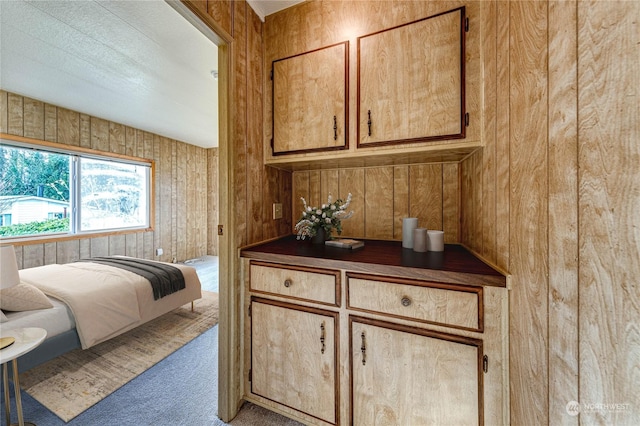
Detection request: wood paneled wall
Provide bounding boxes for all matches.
[460,1,639,424]
[183,1,294,420]
[270,1,476,246]
[268,1,481,247]
[0,90,217,266]
[577,2,639,424]
[267,0,640,425]
[199,0,291,249]
[292,163,459,242]
[15,0,631,423]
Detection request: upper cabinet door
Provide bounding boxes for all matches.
[272,42,349,155]
[358,7,466,147]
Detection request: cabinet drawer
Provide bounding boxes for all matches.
[250,261,340,306]
[347,273,482,331]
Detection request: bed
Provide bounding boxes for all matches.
[0,256,202,372]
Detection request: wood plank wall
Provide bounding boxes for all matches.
[197,0,292,249]
[460,1,640,424]
[0,90,216,266]
[577,1,639,423]
[35,0,631,423]
[292,164,459,242]
[270,1,476,245]
[265,0,640,425]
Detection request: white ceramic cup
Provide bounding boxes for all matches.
[427,230,444,252]
[402,218,418,248]
[412,228,427,252]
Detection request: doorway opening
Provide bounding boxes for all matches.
[168,1,237,422]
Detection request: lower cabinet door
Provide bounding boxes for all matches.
[251,298,338,424]
[351,316,483,426]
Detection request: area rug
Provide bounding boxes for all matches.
[20,291,219,422]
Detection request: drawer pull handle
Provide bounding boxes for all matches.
[284,279,292,288]
[401,296,412,307]
[360,332,367,365]
[320,322,326,354]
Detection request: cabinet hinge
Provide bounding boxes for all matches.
[248,305,252,317]
[270,138,274,149]
[465,17,469,32]
[270,69,273,80]
[465,112,470,127]
[248,369,252,382]
[483,355,489,373]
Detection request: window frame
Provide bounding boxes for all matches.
[0,134,155,243]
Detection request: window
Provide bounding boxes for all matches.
[78,157,149,231]
[0,140,152,239]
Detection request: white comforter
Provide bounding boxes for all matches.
[18,260,201,349]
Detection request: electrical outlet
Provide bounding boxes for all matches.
[155,248,163,256]
[273,203,283,220]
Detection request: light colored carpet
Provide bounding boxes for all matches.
[19,291,219,423]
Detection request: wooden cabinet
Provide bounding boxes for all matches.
[272,42,349,155]
[245,261,341,424]
[265,7,475,171]
[358,7,467,147]
[351,317,481,425]
[250,298,338,424]
[348,273,487,425]
[242,239,509,425]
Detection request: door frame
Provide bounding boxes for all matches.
[167,1,240,421]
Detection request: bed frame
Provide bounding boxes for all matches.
[10,258,202,372]
[17,329,81,373]
[17,301,196,373]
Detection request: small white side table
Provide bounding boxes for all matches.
[0,327,47,426]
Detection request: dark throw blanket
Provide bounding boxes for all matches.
[79,256,186,300]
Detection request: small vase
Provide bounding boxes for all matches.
[311,228,329,244]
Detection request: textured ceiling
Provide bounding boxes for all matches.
[0,0,219,148]
[247,0,306,21]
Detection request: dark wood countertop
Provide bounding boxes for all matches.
[241,235,507,288]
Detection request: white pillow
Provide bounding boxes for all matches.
[0,310,7,323]
[0,283,53,312]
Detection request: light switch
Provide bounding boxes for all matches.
[273,203,283,220]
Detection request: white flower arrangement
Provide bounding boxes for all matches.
[295,193,354,240]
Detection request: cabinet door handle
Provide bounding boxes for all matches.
[367,110,372,136]
[333,115,338,141]
[320,322,326,354]
[401,296,412,307]
[360,331,367,365]
[284,279,292,288]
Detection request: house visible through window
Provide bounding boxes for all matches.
[0,141,151,239]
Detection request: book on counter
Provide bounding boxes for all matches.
[325,238,365,249]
